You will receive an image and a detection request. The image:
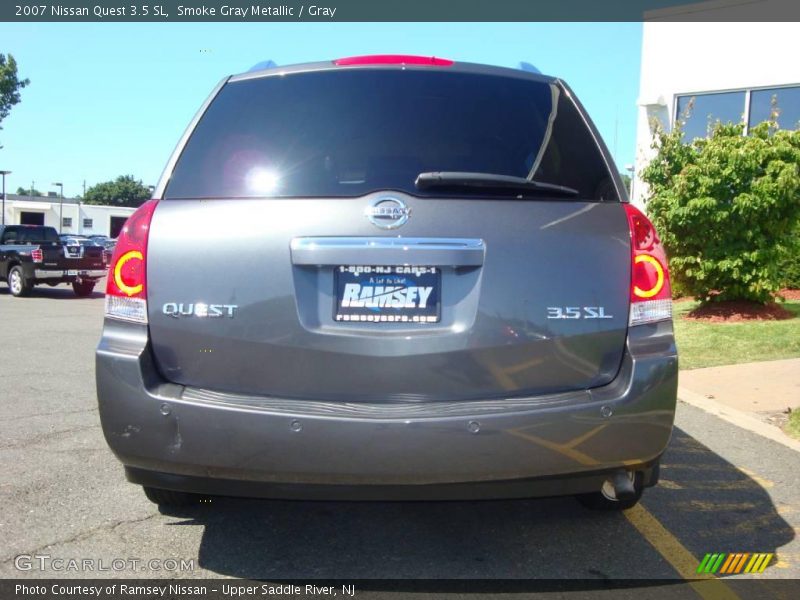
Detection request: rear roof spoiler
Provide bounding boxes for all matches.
[248,60,278,72]
[519,62,542,74]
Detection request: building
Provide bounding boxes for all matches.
[632,9,800,208]
[1,193,135,237]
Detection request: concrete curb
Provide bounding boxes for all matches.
[678,386,800,453]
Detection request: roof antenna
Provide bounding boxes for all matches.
[248,60,278,72]
[519,62,541,74]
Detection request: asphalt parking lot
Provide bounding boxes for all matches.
[1,283,798,590]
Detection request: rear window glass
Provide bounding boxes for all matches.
[165,70,617,201]
[3,226,59,244]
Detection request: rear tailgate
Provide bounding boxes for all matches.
[147,198,629,401]
[61,244,106,272]
[146,65,630,402]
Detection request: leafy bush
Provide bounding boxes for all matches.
[641,118,800,303]
[778,221,800,289]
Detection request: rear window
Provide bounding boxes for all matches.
[165,70,618,201]
[2,226,60,244]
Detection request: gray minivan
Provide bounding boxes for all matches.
[97,55,677,510]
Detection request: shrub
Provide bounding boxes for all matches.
[778,221,800,289]
[641,118,800,303]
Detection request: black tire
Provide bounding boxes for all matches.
[72,280,96,297]
[7,265,32,297]
[576,472,644,511]
[143,486,205,507]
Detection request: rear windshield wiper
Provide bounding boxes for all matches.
[415,171,579,198]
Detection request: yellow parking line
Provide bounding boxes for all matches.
[681,501,757,512]
[735,467,774,489]
[624,504,740,600]
[658,479,684,490]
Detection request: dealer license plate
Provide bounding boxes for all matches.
[334,265,440,323]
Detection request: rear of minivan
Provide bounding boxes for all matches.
[97,57,677,509]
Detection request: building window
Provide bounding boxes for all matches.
[62,217,72,227]
[676,85,800,141]
[83,218,93,229]
[748,85,800,130]
[675,91,746,141]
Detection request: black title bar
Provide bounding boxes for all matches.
[3,0,800,22]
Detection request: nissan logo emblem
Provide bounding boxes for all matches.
[365,197,410,230]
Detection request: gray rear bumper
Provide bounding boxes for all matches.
[96,320,677,499]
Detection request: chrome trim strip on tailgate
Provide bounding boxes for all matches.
[290,237,485,267]
[181,385,585,419]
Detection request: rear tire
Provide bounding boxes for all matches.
[8,266,32,297]
[576,471,644,511]
[143,486,206,507]
[72,280,96,297]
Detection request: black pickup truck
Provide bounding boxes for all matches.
[0,225,107,297]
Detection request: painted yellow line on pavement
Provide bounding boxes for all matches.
[624,504,740,600]
[658,479,684,490]
[682,501,757,512]
[661,463,738,472]
[736,467,775,489]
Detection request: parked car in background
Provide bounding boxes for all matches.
[60,235,115,264]
[88,235,114,244]
[1,225,107,296]
[97,56,678,510]
[93,237,117,262]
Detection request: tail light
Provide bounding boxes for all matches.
[31,248,43,263]
[624,204,672,326]
[104,200,158,323]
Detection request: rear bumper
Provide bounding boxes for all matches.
[96,321,677,499]
[34,268,106,280]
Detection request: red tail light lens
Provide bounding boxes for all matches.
[31,248,43,263]
[105,200,157,323]
[624,204,672,325]
[334,55,454,67]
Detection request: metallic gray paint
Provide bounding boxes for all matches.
[96,320,676,496]
[98,59,678,500]
[145,196,631,401]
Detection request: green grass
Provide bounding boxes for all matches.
[787,410,800,441]
[673,300,800,370]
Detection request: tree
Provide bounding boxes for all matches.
[619,173,632,194]
[0,53,29,148]
[641,116,800,304]
[84,175,152,207]
[16,186,42,196]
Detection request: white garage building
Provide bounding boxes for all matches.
[1,194,135,238]
[632,6,800,208]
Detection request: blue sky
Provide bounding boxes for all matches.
[0,22,642,198]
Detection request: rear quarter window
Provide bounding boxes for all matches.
[165,69,618,202]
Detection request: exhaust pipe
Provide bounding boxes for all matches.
[607,469,636,501]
